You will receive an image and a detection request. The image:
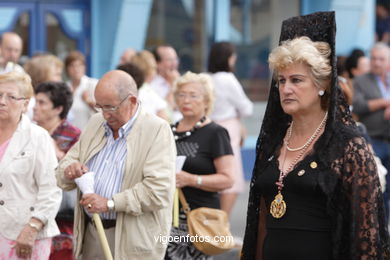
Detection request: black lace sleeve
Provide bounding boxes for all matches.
[332,137,390,259]
[242,11,390,260]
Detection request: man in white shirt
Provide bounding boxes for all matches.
[151,45,180,99]
[0,32,24,74]
[151,45,181,121]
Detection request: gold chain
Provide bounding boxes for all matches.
[270,112,328,219]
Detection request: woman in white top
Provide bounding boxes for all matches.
[208,42,253,216]
[130,50,169,120]
[65,51,98,130]
[0,71,61,259]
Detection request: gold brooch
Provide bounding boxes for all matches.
[310,161,318,169]
[297,170,305,176]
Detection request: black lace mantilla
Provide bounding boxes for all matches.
[241,12,390,259]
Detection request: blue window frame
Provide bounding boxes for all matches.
[0,0,91,71]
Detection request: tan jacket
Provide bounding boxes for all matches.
[56,108,176,259]
[0,115,61,240]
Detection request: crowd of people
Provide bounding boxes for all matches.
[0,28,253,259]
[0,9,390,260]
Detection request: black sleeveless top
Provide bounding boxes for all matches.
[254,153,333,260]
[255,153,331,231]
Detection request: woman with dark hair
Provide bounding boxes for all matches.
[242,12,389,259]
[207,41,253,216]
[65,50,98,130]
[33,81,80,260]
[345,48,370,80]
[33,81,80,160]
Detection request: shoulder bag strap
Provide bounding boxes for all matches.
[178,188,191,215]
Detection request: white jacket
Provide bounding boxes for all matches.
[0,115,61,240]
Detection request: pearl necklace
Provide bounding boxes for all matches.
[270,111,328,219]
[171,116,206,141]
[285,112,328,152]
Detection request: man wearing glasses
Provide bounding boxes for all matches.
[56,70,176,260]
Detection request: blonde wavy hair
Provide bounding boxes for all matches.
[131,50,157,82]
[269,36,332,109]
[0,71,34,98]
[24,54,63,88]
[174,71,214,115]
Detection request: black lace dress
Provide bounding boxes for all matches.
[241,12,390,260]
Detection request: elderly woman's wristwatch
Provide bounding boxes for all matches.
[107,199,115,211]
[28,221,42,231]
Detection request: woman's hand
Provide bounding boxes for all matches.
[176,170,196,188]
[15,224,39,259]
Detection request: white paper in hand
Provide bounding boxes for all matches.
[176,156,186,173]
[74,171,95,194]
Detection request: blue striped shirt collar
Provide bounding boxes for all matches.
[103,102,141,138]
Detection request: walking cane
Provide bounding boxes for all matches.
[92,213,113,260]
[75,172,113,260]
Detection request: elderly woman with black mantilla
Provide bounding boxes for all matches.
[242,12,389,260]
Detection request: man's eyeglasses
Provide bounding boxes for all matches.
[94,93,133,112]
[0,93,26,103]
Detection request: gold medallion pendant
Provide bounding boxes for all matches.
[270,191,286,218]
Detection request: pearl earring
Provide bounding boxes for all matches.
[318,90,325,96]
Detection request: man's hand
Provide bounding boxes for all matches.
[64,162,88,180]
[80,193,109,213]
[82,90,96,109]
[384,106,390,120]
[164,69,180,86]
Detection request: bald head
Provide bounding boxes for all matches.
[95,70,139,132]
[0,32,22,64]
[97,70,138,99]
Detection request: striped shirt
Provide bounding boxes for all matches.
[86,106,139,219]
